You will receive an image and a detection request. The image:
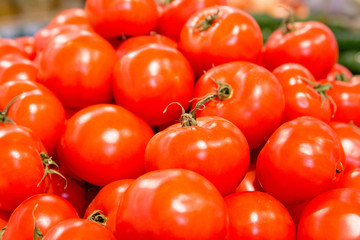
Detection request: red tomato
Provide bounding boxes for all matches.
[47,8,91,28]
[2,193,78,240]
[326,63,353,81]
[0,39,28,59]
[57,104,154,186]
[0,124,47,212]
[43,218,117,239]
[179,5,263,76]
[113,44,194,126]
[0,55,38,84]
[263,21,338,79]
[256,116,345,205]
[84,179,134,233]
[272,63,332,123]
[330,121,360,172]
[85,0,159,38]
[337,168,360,190]
[145,115,250,196]
[297,188,360,240]
[14,36,36,60]
[115,169,228,240]
[37,30,117,109]
[116,34,177,58]
[156,0,226,41]
[191,61,285,149]
[235,163,263,192]
[225,191,296,240]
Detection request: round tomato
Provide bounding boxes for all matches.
[115,169,228,240]
[337,168,360,190]
[263,21,338,79]
[0,55,38,84]
[256,116,345,205]
[326,63,353,82]
[57,104,154,186]
[0,39,28,59]
[179,5,263,76]
[47,8,91,28]
[14,36,36,60]
[225,191,296,240]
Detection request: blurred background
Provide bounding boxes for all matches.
[0,0,359,73]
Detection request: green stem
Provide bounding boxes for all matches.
[281,9,296,34]
[336,162,344,174]
[87,210,108,227]
[163,102,197,127]
[0,225,6,238]
[32,204,44,240]
[334,72,351,82]
[193,10,219,32]
[37,152,68,189]
[0,95,20,124]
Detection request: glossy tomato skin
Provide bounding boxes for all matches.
[256,116,345,205]
[47,8,91,28]
[14,36,36,60]
[272,63,332,123]
[37,30,117,109]
[115,169,228,240]
[145,116,250,196]
[297,188,360,240]
[264,21,338,79]
[235,162,263,192]
[225,191,296,240]
[0,124,47,212]
[84,179,133,233]
[0,55,38,84]
[85,0,159,38]
[0,38,28,59]
[156,0,227,41]
[326,63,353,81]
[43,218,117,240]
[330,122,360,172]
[2,193,79,240]
[179,5,263,76]
[337,168,360,190]
[57,104,154,186]
[191,61,285,149]
[113,44,194,126]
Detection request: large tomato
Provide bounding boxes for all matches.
[115,169,228,240]
[0,39,28,59]
[2,193,78,240]
[113,44,194,126]
[37,30,117,109]
[47,8,91,28]
[225,191,296,239]
[57,104,154,186]
[0,55,38,84]
[191,61,285,149]
[297,188,360,240]
[263,21,338,79]
[85,0,159,38]
[179,5,263,76]
[256,116,345,205]
[145,115,250,196]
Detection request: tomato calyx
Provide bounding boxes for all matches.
[349,121,360,131]
[280,9,296,34]
[164,102,198,127]
[0,95,19,124]
[334,72,351,82]
[193,10,219,32]
[37,152,68,189]
[32,204,44,240]
[157,0,173,5]
[87,210,108,227]
[0,225,6,238]
[336,162,344,174]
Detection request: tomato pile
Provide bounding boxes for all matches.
[1,0,360,239]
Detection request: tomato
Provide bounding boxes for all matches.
[0,55,38,84]
[85,0,159,38]
[179,5,263,76]
[2,193,78,240]
[14,36,36,60]
[337,168,360,190]
[113,44,194,126]
[156,0,226,41]
[326,63,353,82]
[330,121,360,172]
[225,191,296,240]
[323,76,360,126]
[191,61,285,149]
[263,21,338,79]
[116,34,177,58]
[235,163,263,192]
[256,116,345,205]
[43,218,117,239]
[272,63,332,123]
[0,124,47,212]
[84,179,133,233]
[37,30,117,109]
[297,188,360,240]
[115,169,228,240]
[47,8,91,28]
[57,104,154,186]
[0,39,28,59]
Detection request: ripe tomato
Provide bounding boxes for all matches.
[235,163,263,192]
[191,61,285,149]
[263,21,338,79]
[14,36,36,60]
[2,193,78,240]
[326,63,353,81]
[57,104,154,186]
[179,5,263,76]
[272,63,332,123]
[256,116,345,205]
[37,30,117,109]
[85,0,159,38]
[113,44,194,126]
[84,179,134,233]
[337,168,360,190]
[47,8,91,28]
[43,218,117,239]
[156,0,226,41]
[225,191,296,240]
[0,55,38,84]
[0,39,28,59]
[115,169,228,240]
[297,188,360,240]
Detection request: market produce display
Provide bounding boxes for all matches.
[0,0,359,239]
